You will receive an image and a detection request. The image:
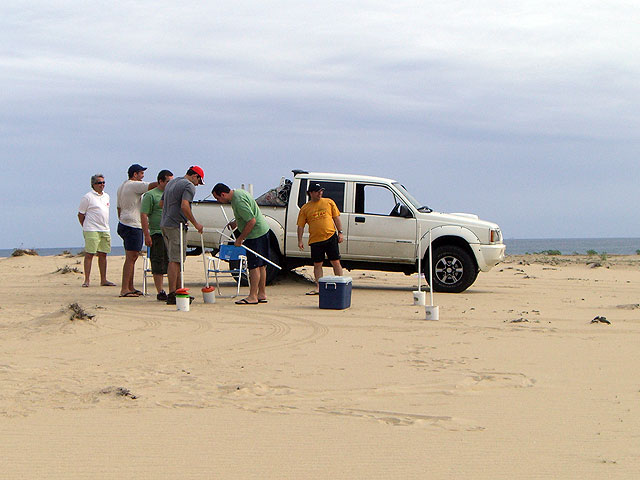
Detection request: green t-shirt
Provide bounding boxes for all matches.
[231,189,270,239]
[140,187,163,235]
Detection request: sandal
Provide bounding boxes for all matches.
[305,290,319,296]
[235,298,259,305]
[119,291,141,298]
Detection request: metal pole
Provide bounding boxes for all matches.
[200,233,209,288]
[417,225,422,291]
[179,223,185,290]
[429,229,434,306]
[216,229,282,270]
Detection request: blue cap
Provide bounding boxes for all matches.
[128,164,147,177]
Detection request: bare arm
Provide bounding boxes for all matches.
[141,213,152,247]
[234,218,256,247]
[334,216,344,244]
[78,213,85,227]
[181,199,203,234]
[297,226,305,250]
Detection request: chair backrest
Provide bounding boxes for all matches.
[218,244,246,261]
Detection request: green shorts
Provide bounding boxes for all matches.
[83,231,111,254]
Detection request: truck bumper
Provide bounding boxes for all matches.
[472,243,506,272]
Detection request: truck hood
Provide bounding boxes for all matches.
[417,211,501,231]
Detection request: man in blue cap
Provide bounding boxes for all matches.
[116,164,157,297]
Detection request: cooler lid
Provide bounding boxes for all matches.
[319,275,352,284]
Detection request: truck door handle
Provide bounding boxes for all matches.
[355,216,365,223]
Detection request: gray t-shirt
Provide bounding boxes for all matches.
[160,177,196,228]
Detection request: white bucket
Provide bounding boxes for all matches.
[425,305,439,321]
[202,289,216,304]
[413,291,426,306]
[176,295,190,312]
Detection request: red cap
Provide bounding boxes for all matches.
[190,165,205,185]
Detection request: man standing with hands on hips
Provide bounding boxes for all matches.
[212,183,270,305]
[297,183,344,295]
[160,166,205,305]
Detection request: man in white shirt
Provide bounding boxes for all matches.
[77,174,115,288]
[116,164,157,297]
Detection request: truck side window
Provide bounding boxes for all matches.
[298,181,345,212]
[355,184,411,217]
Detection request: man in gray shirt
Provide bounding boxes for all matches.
[160,166,205,304]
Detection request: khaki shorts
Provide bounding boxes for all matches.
[83,231,111,254]
[161,226,186,263]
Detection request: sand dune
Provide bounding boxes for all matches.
[1,253,639,478]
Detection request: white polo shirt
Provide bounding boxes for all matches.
[78,190,110,232]
[116,180,150,229]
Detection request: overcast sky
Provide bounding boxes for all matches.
[1,1,639,249]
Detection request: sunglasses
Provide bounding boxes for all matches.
[94,181,106,185]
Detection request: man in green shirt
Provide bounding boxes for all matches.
[141,169,174,301]
[212,183,270,305]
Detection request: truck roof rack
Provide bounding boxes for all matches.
[292,169,308,176]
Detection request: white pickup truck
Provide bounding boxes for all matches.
[186,170,505,292]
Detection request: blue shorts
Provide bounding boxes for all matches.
[117,222,144,252]
[243,232,269,269]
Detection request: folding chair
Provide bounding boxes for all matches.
[206,244,250,298]
[142,247,153,295]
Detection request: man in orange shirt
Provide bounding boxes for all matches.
[297,183,344,295]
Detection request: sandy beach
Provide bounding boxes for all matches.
[1,252,639,479]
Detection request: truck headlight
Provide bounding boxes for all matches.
[490,228,502,243]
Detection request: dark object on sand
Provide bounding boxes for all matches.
[591,316,610,325]
[68,302,95,321]
[100,386,137,399]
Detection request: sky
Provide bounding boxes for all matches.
[1,1,639,249]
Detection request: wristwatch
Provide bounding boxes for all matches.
[338,230,343,234]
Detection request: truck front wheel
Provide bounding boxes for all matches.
[429,245,478,293]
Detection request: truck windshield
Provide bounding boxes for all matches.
[393,183,432,213]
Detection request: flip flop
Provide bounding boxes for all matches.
[235,298,259,305]
[133,289,144,295]
[258,299,268,303]
[119,291,141,298]
[305,291,319,296]
[101,281,116,287]
[82,283,89,288]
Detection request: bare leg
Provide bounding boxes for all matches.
[246,268,260,303]
[167,261,180,293]
[120,250,140,295]
[330,259,343,276]
[153,274,164,294]
[83,253,94,286]
[97,252,112,285]
[257,266,267,301]
[313,262,324,292]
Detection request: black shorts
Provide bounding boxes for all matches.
[149,233,169,275]
[310,233,341,263]
[117,222,143,252]
[243,232,270,269]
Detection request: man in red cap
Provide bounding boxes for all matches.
[160,166,205,305]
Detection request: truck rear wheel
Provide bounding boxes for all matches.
[429,245,478,293]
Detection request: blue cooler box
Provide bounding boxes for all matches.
[318,276,353,309]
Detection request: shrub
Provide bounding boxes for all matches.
[536,249,561,256]
[586,249,597,256]
[11,248,38,257]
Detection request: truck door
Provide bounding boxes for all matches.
[346,183,417,261]
[285,179,348,257]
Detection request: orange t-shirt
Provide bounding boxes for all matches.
[297,198,340,245]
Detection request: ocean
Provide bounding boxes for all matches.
[2,238,639,258]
